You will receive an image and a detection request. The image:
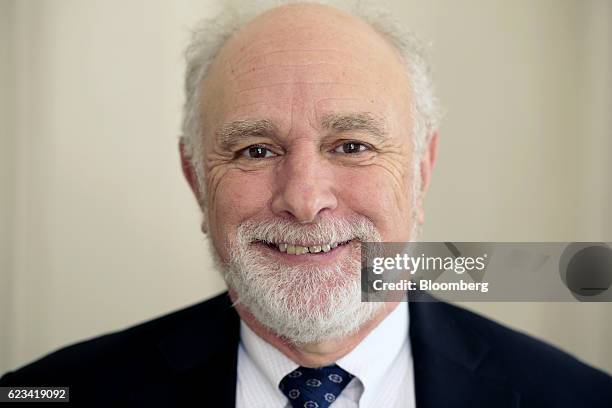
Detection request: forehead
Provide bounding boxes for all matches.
[202,5,412,137]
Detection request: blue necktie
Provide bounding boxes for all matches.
[279,364,354,408]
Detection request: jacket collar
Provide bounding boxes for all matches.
[132,292,240,407]
[157,292,239,373]
[409,293,521,407]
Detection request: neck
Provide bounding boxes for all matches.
[230,290,399,367]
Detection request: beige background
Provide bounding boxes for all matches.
[1,0,611,375]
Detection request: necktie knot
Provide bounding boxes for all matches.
[279,364,354,408]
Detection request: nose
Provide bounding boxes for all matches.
[271,144,338,223]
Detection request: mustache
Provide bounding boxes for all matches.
[235,215,382,246]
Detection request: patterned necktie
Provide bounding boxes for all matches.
[279,364,354,408]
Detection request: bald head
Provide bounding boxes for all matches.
[211,2,407,78]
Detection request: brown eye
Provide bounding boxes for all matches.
[333,141,368,154]
[240,145,276,159]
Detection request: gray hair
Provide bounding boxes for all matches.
[181,0,441,193]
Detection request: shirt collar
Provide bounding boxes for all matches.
[336,303,409,407]
[239,302,409,405]
[240,320,299,393]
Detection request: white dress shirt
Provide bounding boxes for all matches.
[236,303,415,408]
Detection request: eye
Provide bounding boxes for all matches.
[239,145,277,159]
[333,141,369,154]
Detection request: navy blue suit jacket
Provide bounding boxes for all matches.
[1,292,611,406]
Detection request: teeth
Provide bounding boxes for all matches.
[275,241,347,255]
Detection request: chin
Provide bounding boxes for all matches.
[227,270,383,344]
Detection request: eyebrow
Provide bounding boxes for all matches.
[217,119,278,150]
[320,112,388,142]
[216,112,388,150]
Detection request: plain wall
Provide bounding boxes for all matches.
[0,0,16,374]
[1,0,611,375]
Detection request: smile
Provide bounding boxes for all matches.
[257,240,352,255]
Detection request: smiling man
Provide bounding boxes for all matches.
[1,2,611,407]
[188,1,427,357]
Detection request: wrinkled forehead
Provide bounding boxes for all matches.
[201,5,412,137]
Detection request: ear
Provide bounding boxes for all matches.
[416,131,439,225]
[179,138,208,233]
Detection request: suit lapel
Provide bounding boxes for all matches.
[131,293,240,407]
[409,298,521,408]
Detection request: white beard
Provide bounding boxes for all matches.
[211,215,385,345]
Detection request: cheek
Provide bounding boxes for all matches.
[337,166,414,241]
[208,170,273,244]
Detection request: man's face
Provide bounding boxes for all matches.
[190,5,426,343]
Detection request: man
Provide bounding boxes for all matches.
[1,2,611,407]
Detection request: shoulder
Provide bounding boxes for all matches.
[0,292,234,389]
[432,301,612,405]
